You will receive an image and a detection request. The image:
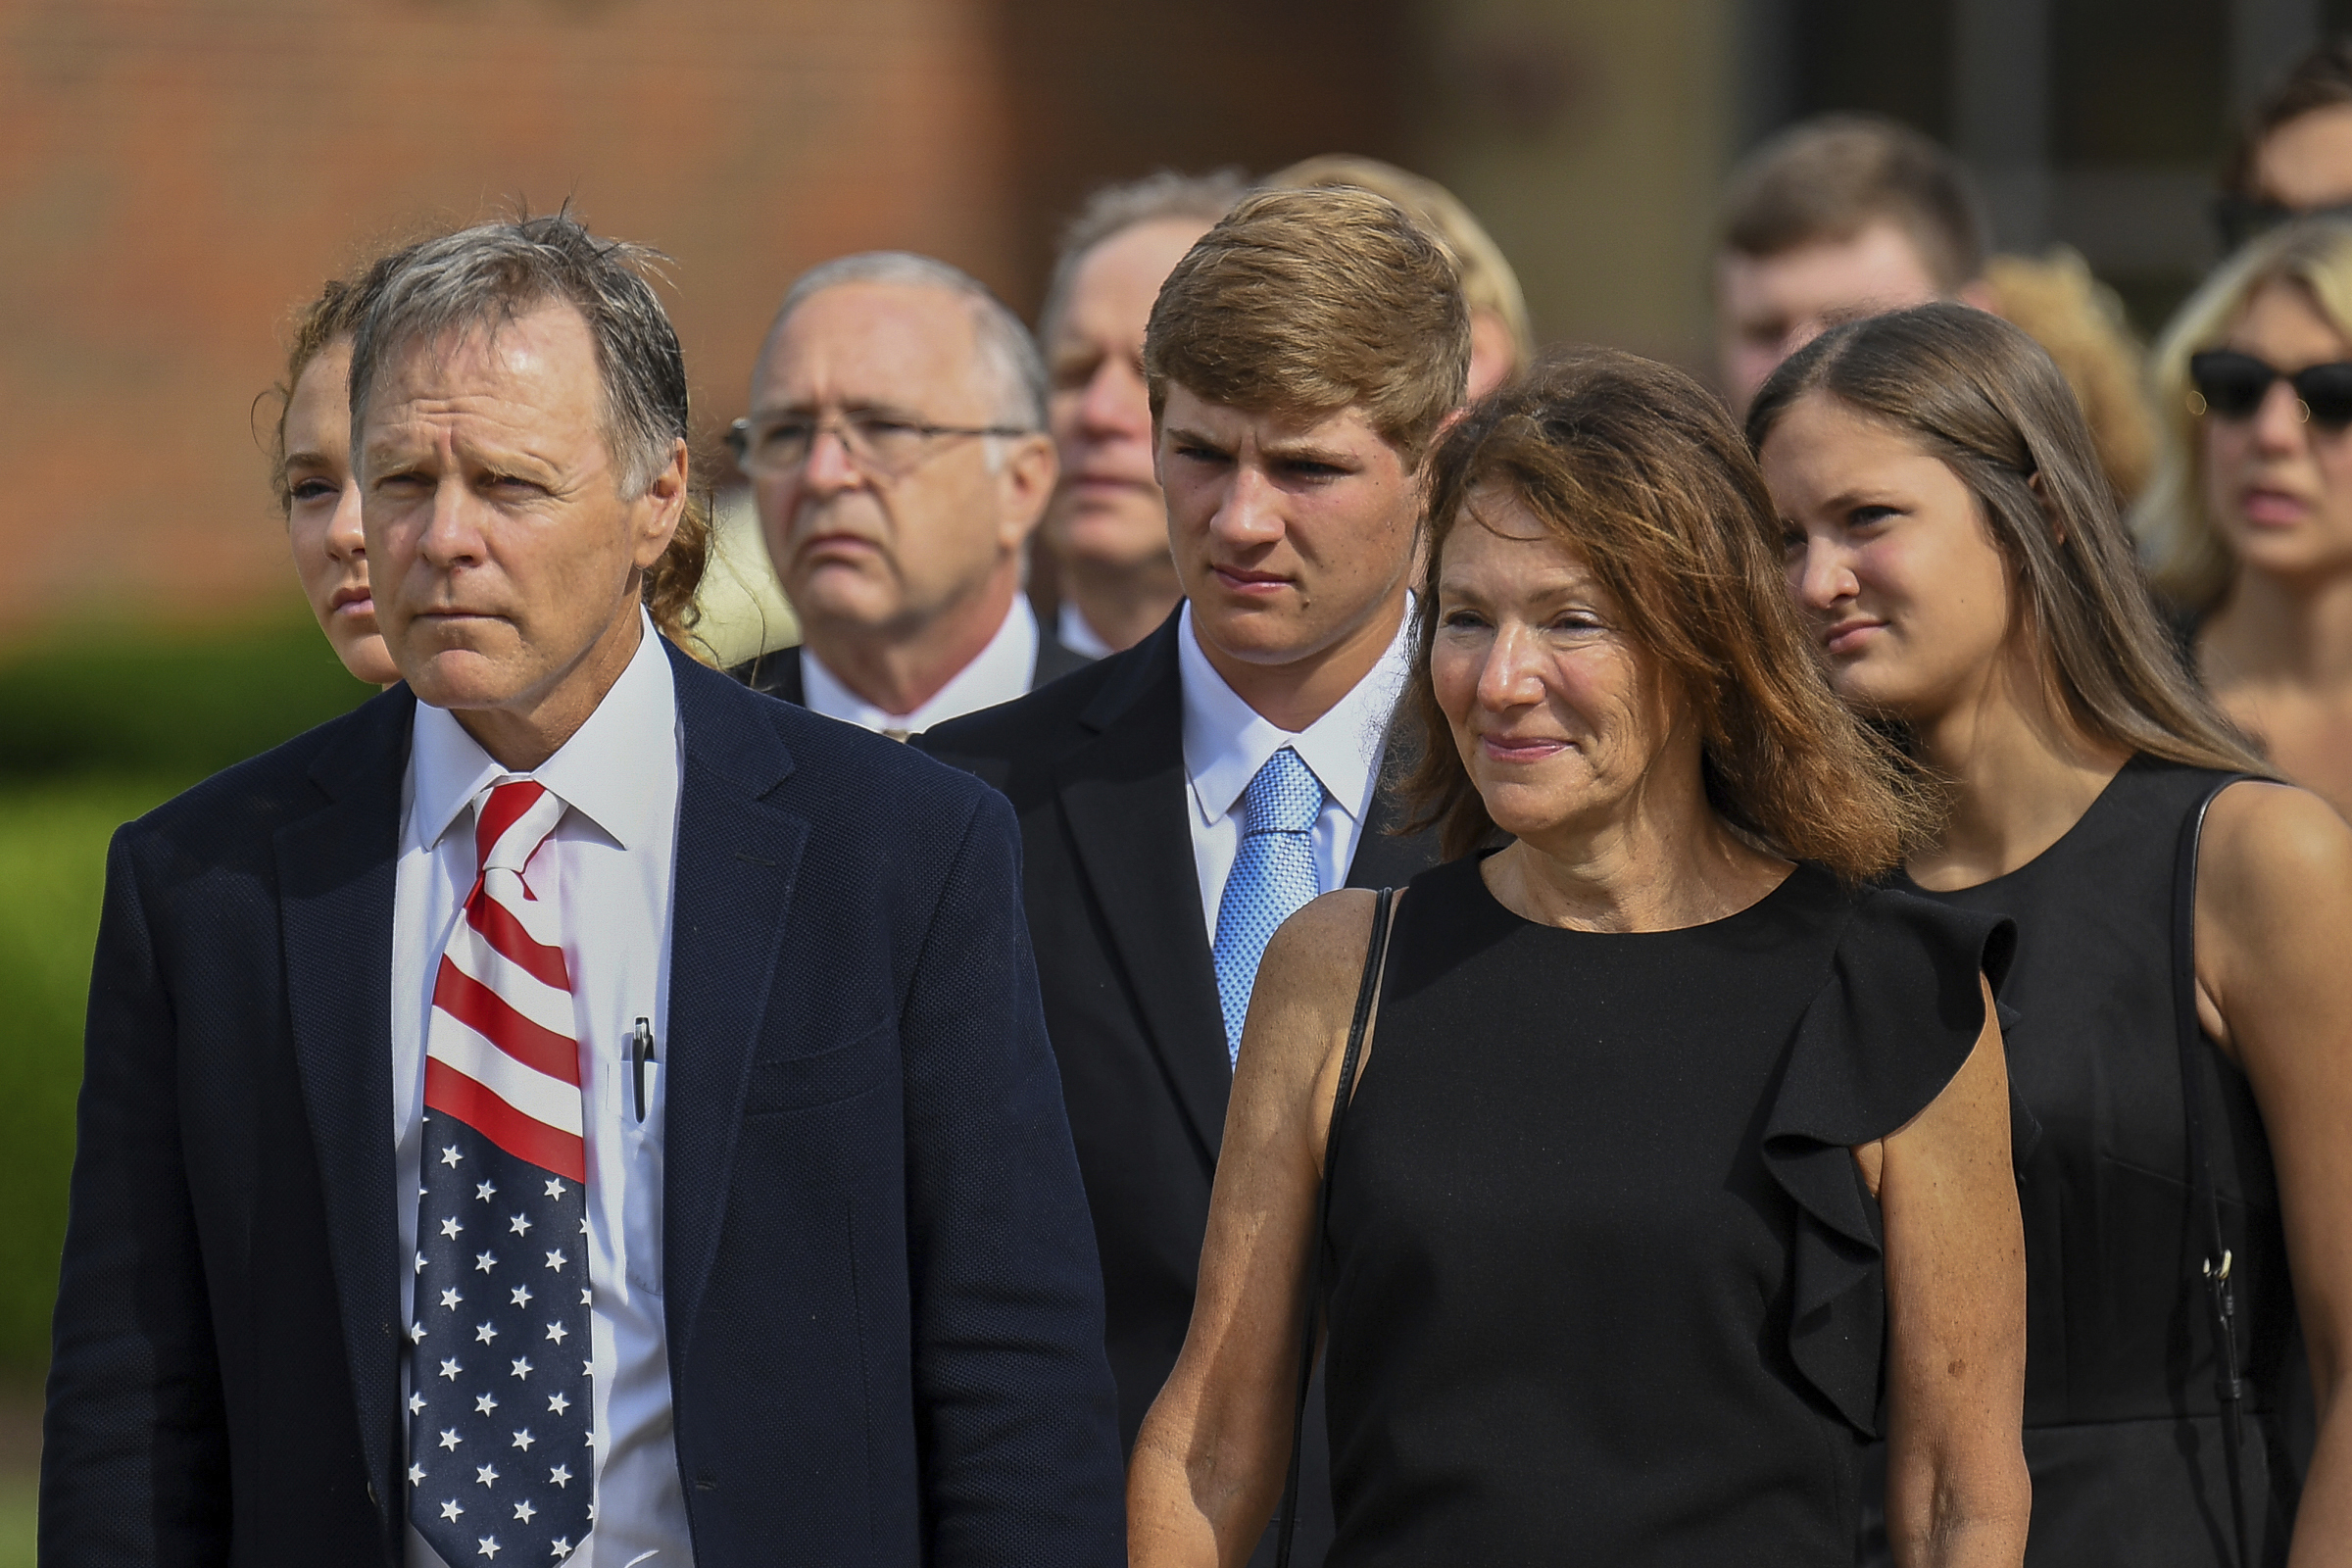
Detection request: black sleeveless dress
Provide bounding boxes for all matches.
[1320,854,2011,1565]
[1898,757,2302,1566]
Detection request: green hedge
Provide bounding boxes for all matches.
[0,616,375,784]
[0,615,371,1383]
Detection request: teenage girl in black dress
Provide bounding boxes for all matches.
[1754,302,2352,1566]
[1129,350,2031,1567]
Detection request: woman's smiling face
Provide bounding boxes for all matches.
[1430,487,1693,846]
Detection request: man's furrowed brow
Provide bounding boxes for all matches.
[1162,423,1230,452]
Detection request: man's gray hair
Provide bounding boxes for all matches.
[350,212,690,496]
[764,252,1047,430]
[1038,170,1250,338]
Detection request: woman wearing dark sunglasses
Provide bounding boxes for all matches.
[1755,302,2352,1566]
[2138,220,2352,820]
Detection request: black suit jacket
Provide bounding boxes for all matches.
[42,639,1124,1567]
[729,624,1093,708]
[919,612,1437,1561]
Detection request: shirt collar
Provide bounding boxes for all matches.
[1177,596,1416,829]
[1057,599,1115,660]
[801,594,1037,735]
[407,609,679,854]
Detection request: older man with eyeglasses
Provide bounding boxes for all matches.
[728,253,1090,736]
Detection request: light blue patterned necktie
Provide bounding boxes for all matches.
[1212,746,1327,1064]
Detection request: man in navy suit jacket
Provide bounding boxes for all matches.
[40,215,1122,1566]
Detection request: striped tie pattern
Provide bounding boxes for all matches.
[409,779,595,1564]
[1211,747,1327,1064]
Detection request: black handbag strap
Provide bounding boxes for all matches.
[1274,886,1396,1567]
[2172,774,2254,1566]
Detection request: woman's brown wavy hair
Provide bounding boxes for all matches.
[1394,348,1929,878]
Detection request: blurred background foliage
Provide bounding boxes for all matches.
[0,612,371,1393]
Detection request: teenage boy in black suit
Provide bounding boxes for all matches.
[922,184,1468,1565]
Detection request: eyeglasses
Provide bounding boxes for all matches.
[2187,350,2352,430]
[725,411,1035,479]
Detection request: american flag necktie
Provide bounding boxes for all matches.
[408,779,596,1563]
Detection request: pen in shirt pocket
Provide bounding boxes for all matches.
[630,1016,657,1122]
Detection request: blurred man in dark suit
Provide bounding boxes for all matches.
[729,253,1087,736]
[922,185,1466,1566]
[43,214,1123,1566]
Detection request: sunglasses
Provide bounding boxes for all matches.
[2188,350,2352,429]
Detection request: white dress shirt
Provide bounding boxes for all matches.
[802,593,1039,735]
[394,611,691,1567]
[1057,599,1115,661]
[1178,598,1417,943]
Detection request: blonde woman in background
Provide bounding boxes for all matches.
[1266,153,1535,398]
[2137,220,2352,817]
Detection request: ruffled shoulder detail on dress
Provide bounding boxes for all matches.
[1761,884,2015,1437]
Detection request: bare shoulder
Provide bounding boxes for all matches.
[1245,891,1385,1054]
[2201,778,2352,919]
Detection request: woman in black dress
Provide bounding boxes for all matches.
[1129,351,2032,1566]
[1753,302,2352,1565]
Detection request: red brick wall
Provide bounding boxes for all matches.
[0,0,1417,637]
[0,0,1017,634]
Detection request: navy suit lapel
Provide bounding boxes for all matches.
[277,686,415,1528]
[660,643,808,1358]
[1054,625,1232,1161]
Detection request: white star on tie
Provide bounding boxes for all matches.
[477,1538,500,1559]
[441,1288,463,1311]
[582,1359,593,1378]
[416,1251,428,1275]
[544,1322,567,1345]
[578,1218,588,1235]
[511,1285,533,1307]
[441,1146,464,1168]
[476,1322,500,1345]
[547,1392,568,1415]
[476,1180,497,1202]
[475,1463,500,1487]
[409,1322,428,1344]
[439,1357,462,1382]
[439,1428,464,1451]
[409,1393,426,1415]
[475,1392,498,1415]
[514,1498,537,1523]
[548,1463,571,1489]
[441,1217,464,1241]
[440,1497,464,1522]
[509,1213,533,1236]
[543,1249,566,1271]
[475,1251,498,1274]
[579,1288,592,1306]
[512,1428,535,1449]
[511,1356,534,1379]
[543,1178,565,1200]
[550,1541,572,1560]
[409,1461,427,1486]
